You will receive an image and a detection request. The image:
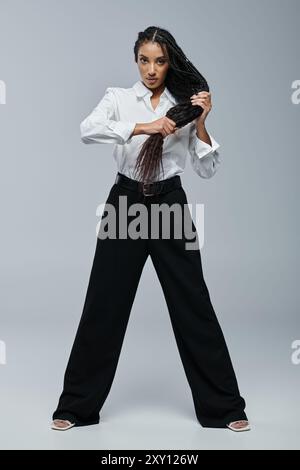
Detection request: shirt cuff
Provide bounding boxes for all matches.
[107,121,136,144]
[193,133,220,159]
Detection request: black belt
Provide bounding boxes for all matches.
[114,172,182,196]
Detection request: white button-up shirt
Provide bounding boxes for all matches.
[80,80,221,181]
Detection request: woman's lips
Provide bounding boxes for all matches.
[147,78,157,83]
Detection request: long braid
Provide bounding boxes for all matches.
[133,26,209,182]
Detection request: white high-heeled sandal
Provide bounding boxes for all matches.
[51,419,76,431]
[226,420,251,432]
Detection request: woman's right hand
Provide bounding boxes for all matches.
[145,117,178,137]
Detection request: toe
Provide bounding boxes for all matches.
[53,419,71,428]
[230,420,249,429]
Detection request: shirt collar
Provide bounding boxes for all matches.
[132,80,177,105]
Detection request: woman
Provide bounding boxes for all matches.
[51,26,250,432]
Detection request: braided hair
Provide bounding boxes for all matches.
[133,26,209,183]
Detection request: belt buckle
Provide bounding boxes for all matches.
[142,182,155,196]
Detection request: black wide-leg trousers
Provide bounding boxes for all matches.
[52,175,247,428]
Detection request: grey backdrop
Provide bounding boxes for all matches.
[0,0,299,450]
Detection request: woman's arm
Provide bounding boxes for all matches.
[80,87,177,144]
[188,122,221,179]
[195,121,212,147]
[80,87,136,145]
[130,123,149,136]
[132,117,177,137]
[189,91,221,178]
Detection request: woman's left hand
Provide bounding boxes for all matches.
[190,91,212,124]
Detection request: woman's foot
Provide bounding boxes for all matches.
[51,419,75,431]
[226,420,251,432]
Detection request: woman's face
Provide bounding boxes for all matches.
[137,41,169,91]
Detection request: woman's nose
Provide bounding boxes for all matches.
[148,65,156,74]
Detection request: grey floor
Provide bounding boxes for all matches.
[1,260,299,450]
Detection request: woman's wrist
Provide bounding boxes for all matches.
[196,120,212,146]
[132,123,150,136]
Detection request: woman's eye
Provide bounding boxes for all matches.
[140,59,166,65]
